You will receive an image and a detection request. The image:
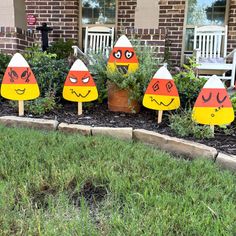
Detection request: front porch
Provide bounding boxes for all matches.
[0,1,236,68]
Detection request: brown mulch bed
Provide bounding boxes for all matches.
[0,101,235,156]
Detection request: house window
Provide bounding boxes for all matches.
[184,0,228,54]
[82,0,116,25]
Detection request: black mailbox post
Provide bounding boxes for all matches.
[36,23,53,51]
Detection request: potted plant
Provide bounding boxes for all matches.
[88,38,158,113]
[106,37,158,113]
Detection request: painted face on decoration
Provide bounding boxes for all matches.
[1,53,40,100]
[143,66,180,111]
[63,59,98,102]
[107,35,139,74]
[192,75,234,125]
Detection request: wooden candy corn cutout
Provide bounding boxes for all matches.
[107,35,139,74]
[192,75,234,126]
[63,59,98,115]
[143,66,180,123]
[1,53,40,116]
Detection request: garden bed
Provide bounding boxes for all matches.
[1,100,235,155]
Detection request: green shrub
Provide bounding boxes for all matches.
[169,109,214,139]
[10,91,59,115]
[47,39,74,59]
[90,41,158,102]
[231,93,236,113]
[88,52,109,103]
[108,43,158,101]
[174,57,206,109]
[24,91,58,115]
[0,53,11,82]
[24,45,69,98]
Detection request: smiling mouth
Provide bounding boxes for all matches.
[117,65,129,74]
[70,89,91,98]
[150,96,174,106]
[15,89,26,95]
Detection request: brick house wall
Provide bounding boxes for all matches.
[25,0,79,43]
[228,0,236,52]
[117,0,185,66]
[1,0,235,67]
[0,27,34,54]
[159,0,185,66]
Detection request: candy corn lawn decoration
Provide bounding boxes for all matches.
[107,35,139,74]
[63,59,98,115]
[143,66,180,123]
[192,75,234,131]
[1,53,40,116]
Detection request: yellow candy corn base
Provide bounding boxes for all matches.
[63,86,98,102]
[143,94,180,111]
[1,84,40,100]
[192,107,234,125]
[107,63,138,74]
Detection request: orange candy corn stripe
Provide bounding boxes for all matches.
[194,88,232,107]
[2,67,37,84]
[64,71,96,87]
[108,47,138,64]
[145,79,179,96]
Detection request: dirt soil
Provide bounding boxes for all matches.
[0,101,235,156]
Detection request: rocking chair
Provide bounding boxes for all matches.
[193,25,236,88]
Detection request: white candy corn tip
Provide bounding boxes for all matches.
[153,66,173,80]
[8,53,29,67]
[114,35,133,48]
[70,59,88,71]
[203,75,225,89]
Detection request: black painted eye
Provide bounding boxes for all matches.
[21,70,28,79]
[166,81,173,93]
[216,92,227,104]
[202,93,212,103]
[11,69,18,79]
[82,76,90,83]
[113,50,122,59]
[8,68,18,83]
[125,50,134,59]
[21,68,31,82]
[152,81,159,91]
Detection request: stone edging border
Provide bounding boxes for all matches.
[0,116,235,172]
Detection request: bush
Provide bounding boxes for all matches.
[169,109,214,139]
[108,43,158,101]
[88,52,109,103]
[24,45,69,98]
[10,92,59,116]
[174,57,206,109]
[24,92,58,115]
[231,93,236,113]
[47,39,74,59]
[0,53,11,82]
[90,41,159,102]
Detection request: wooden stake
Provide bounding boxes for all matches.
[210,125,214,136]
[78,102,82,115]
[18,100,24,116]
[157,110,163,124]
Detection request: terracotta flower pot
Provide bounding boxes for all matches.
[107,82,140,113]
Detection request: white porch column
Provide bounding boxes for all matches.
[0,0,26,29]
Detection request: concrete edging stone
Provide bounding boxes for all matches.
[58,123,91,136]
[91,126,133,140]
[215,153,236,171]
[133,129,218,160]
[0,116,235,172]
[0,116,58,131]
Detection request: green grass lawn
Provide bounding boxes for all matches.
[0,125,235,235]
